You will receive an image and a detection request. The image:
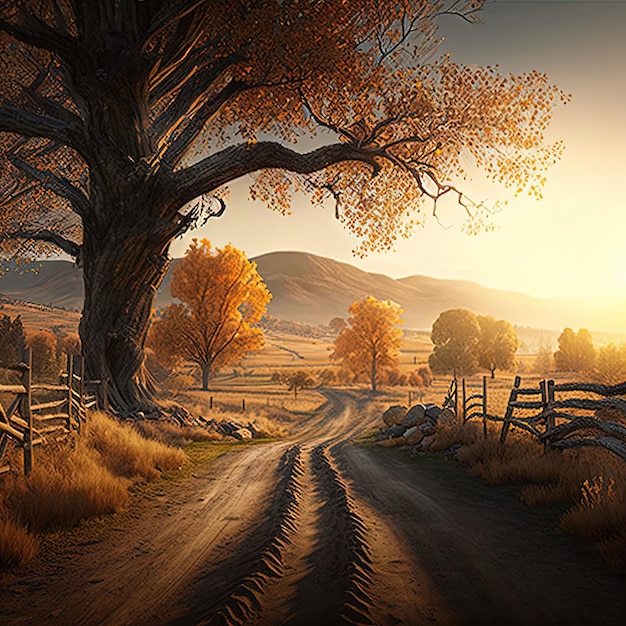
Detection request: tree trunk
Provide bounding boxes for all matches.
[201,364,211,391]
[79,217,174,417]
[371,354,377,393]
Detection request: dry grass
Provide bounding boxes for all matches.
[86,412,186,480]
[133,419,222,447]
[171,387,317,438]
[427,397,626,572]
[6,442,130,532]
[0,411,190,566]
[0,512,38,567]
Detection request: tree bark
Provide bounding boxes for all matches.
[79,210,175,417]
[201,365,211,391]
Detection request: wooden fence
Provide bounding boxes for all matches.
[455,375,626,463]
[0,349,101,476]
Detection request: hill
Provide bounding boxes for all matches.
[2,251,626,333]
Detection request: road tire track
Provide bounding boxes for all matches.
[199,445,304,626]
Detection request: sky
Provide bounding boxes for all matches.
[170,0,626,301]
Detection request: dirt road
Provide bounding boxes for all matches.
[1,390,625,625]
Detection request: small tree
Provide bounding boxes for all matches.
[28,331,61,380]
[554,328,596,373]
[149,240,271,390]
[594,343,626,385]
[61,333,81,357]
[272,370,316,398]
[0,314,26,367]
[477,315,519,378]
[429,309,480,377]
[330,296,403,392]
[328,317,347,336]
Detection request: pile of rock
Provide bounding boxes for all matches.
[204,418,264,440]
[378,403,455,449]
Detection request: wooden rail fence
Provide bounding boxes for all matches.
[0,349,102,476]
[454,375,626,463]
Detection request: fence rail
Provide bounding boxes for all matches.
[0,350,103,476]
[454,375,626,464]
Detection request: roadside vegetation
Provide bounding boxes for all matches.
[425,402,626,573]
[0,412,187,567]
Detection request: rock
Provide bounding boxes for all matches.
[232,427,253,440]
[438,408,456,425]
[387,424,406,439]
[417,420,437,436]
[425,404,443,420]
[402,404,426,427]
[217,421,245,436]
[382,405,407,427]
[420,435,436,450]
[403,425,424,446]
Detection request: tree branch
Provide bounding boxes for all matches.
[7,154,89,217]
[1,228,81,260]
[0,105,85,156]
[0,10,75,58]
[173,140,382,206]
[159,79,245,167]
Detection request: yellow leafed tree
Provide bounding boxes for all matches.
[331,297,403,392]
[149,240,271,390]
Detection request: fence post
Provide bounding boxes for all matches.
[67,353,73,431]
[454,377,459,419]
[242,398,246,412]
[79,355,85,409]
[20,348,33,476]
[499,375,521,444]
[545,379,556,434]
[482,375,488,439]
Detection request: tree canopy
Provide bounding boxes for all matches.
[0,0,569,413]
[429,308,480,376]
[330,296,403,392]
[148,239,270,390]
[554,328,596,373]
[476,315,519,378]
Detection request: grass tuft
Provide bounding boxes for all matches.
[86,412,186,481]
[0,500,38,567]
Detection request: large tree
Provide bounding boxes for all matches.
[330,296,403,392]
[148,239,270,390]
[429,308,480,376]
[0,1,568,414]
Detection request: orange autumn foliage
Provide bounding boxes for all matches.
[331,296,403,392]
[149,240,271,390]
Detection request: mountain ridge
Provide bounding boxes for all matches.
[1,251,625,332]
